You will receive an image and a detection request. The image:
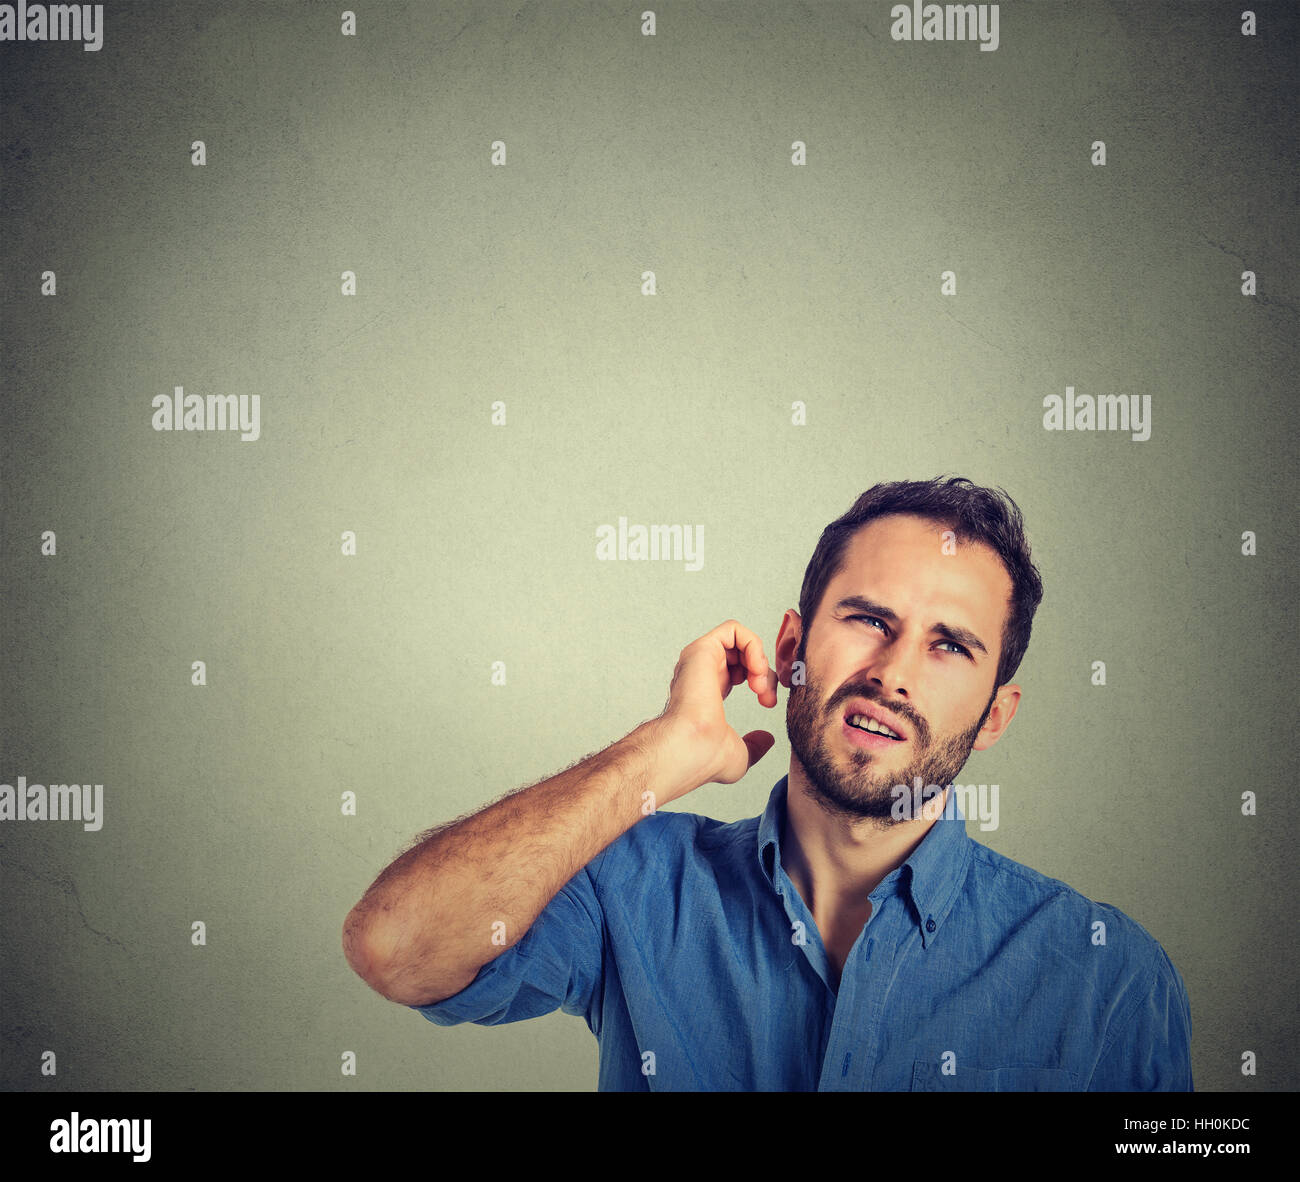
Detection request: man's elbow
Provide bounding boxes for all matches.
[342,906,445,1007]
[342,905,396,997]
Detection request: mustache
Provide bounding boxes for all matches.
[826,683,926,742]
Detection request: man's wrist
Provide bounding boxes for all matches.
[627,714,713,805]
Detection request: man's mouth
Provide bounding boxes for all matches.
[846,712,904,740]
[841,714,907,749]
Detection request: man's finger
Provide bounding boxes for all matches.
[741,730,776,769]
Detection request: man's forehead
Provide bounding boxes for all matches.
[830,514,1011,614]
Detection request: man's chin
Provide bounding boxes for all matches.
[805,772,905,822]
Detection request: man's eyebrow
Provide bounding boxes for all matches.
[832,595,990,657]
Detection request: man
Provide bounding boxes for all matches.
[342,475,1193,1091]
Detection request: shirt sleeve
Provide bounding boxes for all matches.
[1087,941,1193,1091]
[408,855,606,1032]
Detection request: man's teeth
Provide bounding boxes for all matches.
[849,714,902,740]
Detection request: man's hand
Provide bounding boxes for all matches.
[659,619,780,788]
[344,618,783,1004]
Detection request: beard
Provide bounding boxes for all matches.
[786,646,992,824]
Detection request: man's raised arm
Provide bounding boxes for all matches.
[341,620,780,1007]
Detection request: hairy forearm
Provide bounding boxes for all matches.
[343,715,705,1006]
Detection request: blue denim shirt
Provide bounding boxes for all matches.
[413,775,1193,1091]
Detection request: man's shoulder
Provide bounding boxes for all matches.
[590,800,757,886]
[963,839,1179,986]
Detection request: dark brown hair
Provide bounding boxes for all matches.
[796,475,1044,692]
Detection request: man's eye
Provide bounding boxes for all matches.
[852,615,971,658]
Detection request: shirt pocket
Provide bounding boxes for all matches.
[911,1060,1080,1091]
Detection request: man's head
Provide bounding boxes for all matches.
[776,476,1044,823]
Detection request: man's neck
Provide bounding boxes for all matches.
[781,764,943,920]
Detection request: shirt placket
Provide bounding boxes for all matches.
[817,883,903,1091]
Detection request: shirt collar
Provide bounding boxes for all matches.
[756,774,973,947]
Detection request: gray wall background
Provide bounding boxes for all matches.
[2,0,1296,1091]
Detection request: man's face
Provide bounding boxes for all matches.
[780,513,1018,823]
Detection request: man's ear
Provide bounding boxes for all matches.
[774,610,803,688]
[972,684,1021,751]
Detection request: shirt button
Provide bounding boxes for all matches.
[926,917,936,933]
